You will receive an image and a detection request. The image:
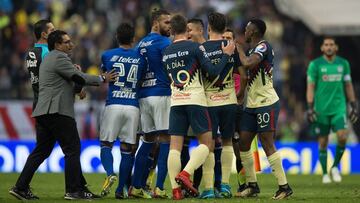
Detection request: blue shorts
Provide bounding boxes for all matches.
[208,104,237,139]
[169,105,211,136]
[240,101,280,133]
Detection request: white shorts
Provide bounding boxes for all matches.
[99,104,139,144]
[139,96,170,133]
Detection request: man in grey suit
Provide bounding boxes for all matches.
[10,30,117,200]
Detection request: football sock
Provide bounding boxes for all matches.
[141,155,154,188]
[240,150,257,183]
[193,166,203,189]
[156,143,170,190]
[100,146,113,176]
[184,144,209,175]
[214,145,222,187]
[332,145,345,168]
[236,158,246,185]
[202,152,215,189]
[168,149,181,189]
[319,149,328,174]
[221,146,233,184]
[116,152,134,193]
[181,145,190,170]
[132,141,153,188]
[268,151,287,185]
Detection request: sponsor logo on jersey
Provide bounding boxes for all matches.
[255,43,267,53]
[209,93,231,101]
[138,40,154,48]
[337,66,343,72]
[322,74,342,82]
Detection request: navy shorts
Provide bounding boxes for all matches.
[240,101,280,133]
[169,105,212,136]
[208,104,237,139]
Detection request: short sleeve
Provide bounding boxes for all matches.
[343,60,352,82]
[307,61,317,84]
[100,53,107,72]
[253,42,268,60]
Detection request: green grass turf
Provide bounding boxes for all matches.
[1,173,360,202]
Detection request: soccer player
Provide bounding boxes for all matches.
[236,19,293,200]
[306,37,358,184]
[223,27,260,194]
[184,18,209,192]
[99,22,147,199]
[25,19,55,109]
[163,14,235,200]
[222,28,235,41]
[187,18,206,44]
[131,9,171,199]
[199,12,240,199]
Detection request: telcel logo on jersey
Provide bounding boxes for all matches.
[138,40,153,48]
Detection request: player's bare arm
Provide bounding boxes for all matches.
[236,43,261,69]
[345,81,358,123]
[237,66,247,104]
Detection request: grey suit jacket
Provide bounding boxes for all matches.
[33,50,102,118]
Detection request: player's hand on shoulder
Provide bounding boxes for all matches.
[74,64,82,71]
[101,69,117,83]
[349,101,359,124]
[222,40,235,56]
[77,89,87,100]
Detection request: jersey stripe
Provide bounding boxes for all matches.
[0,106,19,139]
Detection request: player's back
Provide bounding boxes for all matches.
[246,40,278,108]
[25,43,49,109]
[137,33,171,98]
[163,40,207,107]
[101,47,146,107]
[202,40,239,106]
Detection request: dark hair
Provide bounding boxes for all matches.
[34,19,51,40]
[116,23,135,45]
[248,19,266,37]
[225,28,235,37]
[170,14,187,35]
[48,30,67,51]
[150,8,170,25]
[323,36,336,44]
[187,18,204,29]
[208,12,226,33]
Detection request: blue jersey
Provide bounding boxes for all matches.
[101,47,147,107]
[136,33,171,98]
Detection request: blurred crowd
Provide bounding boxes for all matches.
[1,0,360,142]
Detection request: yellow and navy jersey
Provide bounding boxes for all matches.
[202,40,240,106]
[246,40,279,108]
[162,40,230,107]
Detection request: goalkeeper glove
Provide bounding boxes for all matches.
[307,102,317,123]
[349,101,359,123]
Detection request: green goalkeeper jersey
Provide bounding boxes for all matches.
[307,56,351,115]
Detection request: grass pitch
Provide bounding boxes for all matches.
[1,173,360,202]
